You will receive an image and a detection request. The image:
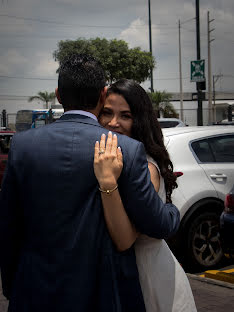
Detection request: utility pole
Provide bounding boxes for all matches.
[207,11,215,124]
[196,0,203,126]
[213,74,223,123]
[148,0,154,92]
[178,20,184,122]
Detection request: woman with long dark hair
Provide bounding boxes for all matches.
[94,79,196,312]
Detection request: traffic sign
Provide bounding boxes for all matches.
[191,60,205,82]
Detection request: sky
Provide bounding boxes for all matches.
[0,0,234,102]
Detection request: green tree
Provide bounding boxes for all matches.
[148,91,178,118]
[53,37,155,83]
[28,91,56,109]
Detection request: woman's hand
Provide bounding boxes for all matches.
[94,131,123,189]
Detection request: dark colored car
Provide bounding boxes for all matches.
[220,185,234,257]
[0,131,15,188]
[158,118,186,128]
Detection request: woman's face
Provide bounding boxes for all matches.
[99,93,133,137]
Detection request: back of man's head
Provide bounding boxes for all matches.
[58,54,106,111]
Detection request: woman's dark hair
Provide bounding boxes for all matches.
[106,79,177,203]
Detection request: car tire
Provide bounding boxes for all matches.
[185,211,223,271]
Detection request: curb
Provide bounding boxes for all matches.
[203,269,234,284]
[186,273,234,289]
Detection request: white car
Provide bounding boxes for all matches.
[163,126,234,270]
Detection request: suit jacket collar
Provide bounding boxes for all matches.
[57,113,103,128]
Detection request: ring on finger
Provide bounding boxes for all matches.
[99,148,105,155]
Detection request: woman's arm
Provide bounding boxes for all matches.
[94,132,161,251]
[148,162,160,192]
[94,132,138,251]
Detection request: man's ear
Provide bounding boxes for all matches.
[55,87,62,104]
[99,86,108,105]
[95,86,107,116]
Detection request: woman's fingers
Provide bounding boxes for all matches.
[94,141,100,163]
[111,134,118,155]
[99,133,106,153]
[117,146,123,165]
[97,132,119,157]
[105,131,113,154]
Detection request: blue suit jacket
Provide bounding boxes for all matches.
[0,114,180,312]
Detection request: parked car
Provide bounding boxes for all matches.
[220,185,234,258]
[162,126,234,270]
[158,118,187,128]
[0,131,15,187]
[213,120,234,126]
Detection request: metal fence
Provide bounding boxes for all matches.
[7,114,17,131]
[0,112,17,130]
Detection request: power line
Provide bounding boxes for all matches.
[0,14,176,29]
[1,73,233,82]
[180,17,196,25]
[222,75,234,78]
[0,74,191,82]
[0,75,57,80]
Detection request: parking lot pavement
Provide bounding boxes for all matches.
[188,273,234,312]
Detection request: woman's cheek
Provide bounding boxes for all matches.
[99,116,108,126]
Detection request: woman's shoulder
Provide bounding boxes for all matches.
[146,155,160,172]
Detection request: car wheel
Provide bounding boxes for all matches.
[186,211,223,270]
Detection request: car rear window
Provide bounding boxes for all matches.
[209,135,234,162]
[191,134,234,163]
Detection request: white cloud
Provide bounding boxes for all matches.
[0,49,28,75]
[119,18,160,51]
[31,53,58,77]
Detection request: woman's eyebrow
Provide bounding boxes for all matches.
[121,110,132,114]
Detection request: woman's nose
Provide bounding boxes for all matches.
[108,117,119,127]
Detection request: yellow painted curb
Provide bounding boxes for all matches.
[204,269,234,284]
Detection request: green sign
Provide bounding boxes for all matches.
[191,60,205,82]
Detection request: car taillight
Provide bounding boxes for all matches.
[224,194,234,213]
[174,172,183,178]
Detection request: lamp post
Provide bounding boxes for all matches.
[195,0,203,126]
[148,0,154,92]
[178,20,184,122]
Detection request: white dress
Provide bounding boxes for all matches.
[134,156,197,312]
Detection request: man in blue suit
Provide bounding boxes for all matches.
[0,54,180,312]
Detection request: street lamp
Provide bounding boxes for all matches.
[148,0,154,92]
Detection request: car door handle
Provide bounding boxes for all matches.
[210,174,227,181]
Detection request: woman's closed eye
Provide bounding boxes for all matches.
[101,110,113,116]
[121,113,132,120]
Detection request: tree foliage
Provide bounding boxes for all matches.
[53,37,155,83]
[148,91,178,118]
[28,91,56,109]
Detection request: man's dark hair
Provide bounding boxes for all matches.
[58,54,106,110]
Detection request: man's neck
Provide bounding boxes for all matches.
[64,108,99,117]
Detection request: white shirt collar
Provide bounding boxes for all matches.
[63,110,97,121]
